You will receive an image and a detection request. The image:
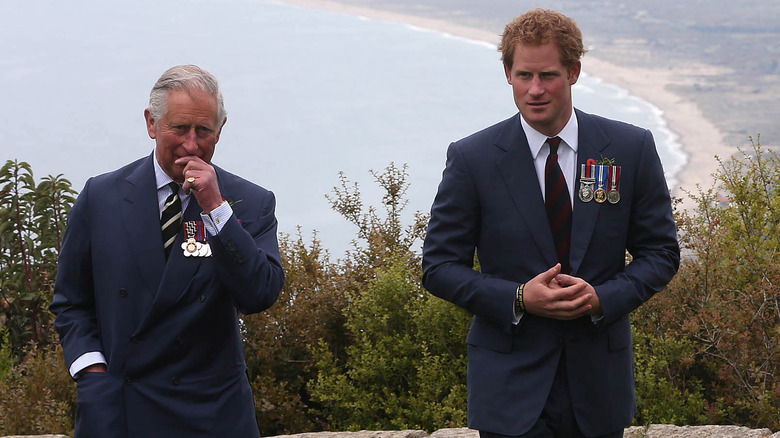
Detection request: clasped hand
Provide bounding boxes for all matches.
[522,264,602,320]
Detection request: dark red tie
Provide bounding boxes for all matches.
[544,137,572,273]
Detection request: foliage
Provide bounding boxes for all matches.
[632,137,780,429]
[310,261,469,432]
[631,325,709,425]
[246,163,469,434]
[309,164,469,432]
[0,328,12,382]
[0,160,78,435]
[243,229,347,434]
[0,160,76,360]
[0,343,76,435]
[326,163,430,279]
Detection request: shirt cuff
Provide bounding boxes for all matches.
[70,351,107,378]
[200,200,233,235]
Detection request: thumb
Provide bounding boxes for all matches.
[534,263,562,284]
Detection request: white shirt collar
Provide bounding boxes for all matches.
[520,109,579,157]
[153,151,176,191]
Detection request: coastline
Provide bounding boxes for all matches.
[273,0,732,202]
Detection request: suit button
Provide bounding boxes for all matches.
[172,377,180,386]
[130,336,139,344]
[119,288,128,297]
[199,294,206,303]
[125,377,133,384]
[175,336,183,345]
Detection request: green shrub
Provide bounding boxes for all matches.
[0,344,75,435]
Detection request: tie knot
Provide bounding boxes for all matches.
[167,181,180,196]
[547,137,562,155]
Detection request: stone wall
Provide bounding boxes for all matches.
[4,425,780,438]
[269,426,780,438]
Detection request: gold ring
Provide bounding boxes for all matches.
[186,176,196,183]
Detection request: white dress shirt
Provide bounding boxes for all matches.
[512,110,579,323]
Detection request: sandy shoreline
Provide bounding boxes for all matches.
[274,0,731,201]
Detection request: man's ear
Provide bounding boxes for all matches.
[144,108,157,139]
[568,60,582,85]
[215,117,227,143]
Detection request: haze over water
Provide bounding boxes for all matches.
[1,0,684,255]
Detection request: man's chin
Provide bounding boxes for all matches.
[523,106,549,116]
[521,112,550,124]
[166,167,185,184]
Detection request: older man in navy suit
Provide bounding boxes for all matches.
[422,10,680,438]
[51,65,284,437]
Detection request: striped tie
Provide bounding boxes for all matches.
[544,137,572,273]
[160,182,182,258]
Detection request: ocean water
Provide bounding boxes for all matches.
[0,0,684,255]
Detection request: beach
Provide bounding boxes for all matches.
[275,0,734,203]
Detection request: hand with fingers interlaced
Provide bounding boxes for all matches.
[521,263,601,320]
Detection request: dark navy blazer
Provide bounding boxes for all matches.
[51,154,284,438]
[422,109,680,436]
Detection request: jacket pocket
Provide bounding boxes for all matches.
[466,317,512,353]
[75,372,127,437]
[607,316,631,352]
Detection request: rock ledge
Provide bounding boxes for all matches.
[3,425,779,438]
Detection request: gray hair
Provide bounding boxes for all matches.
[147,64,227,123]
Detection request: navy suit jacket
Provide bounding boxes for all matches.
[51,154,285,438]
[422,109,680,436]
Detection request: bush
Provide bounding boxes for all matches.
[309,260,469,432]
[0,160,76,360]
[0,160,77,435]
[246,164,470,434]
[632,137,780,429]
[0,343,75,435]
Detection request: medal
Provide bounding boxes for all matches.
[181,221,212,257]
[594,165,607,203]
[182,238,199,257]
[578,163,595,202]
[197,242,211,257]
[607,166,621,204]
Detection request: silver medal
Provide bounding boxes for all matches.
[578,164,595,202]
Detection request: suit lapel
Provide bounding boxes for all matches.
[134,166,232,335]
[570,109,610,274]
[120,155,166,298]
[495,115,558,267]
[135,195,206,335]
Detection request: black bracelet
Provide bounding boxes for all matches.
[515,283,526,314]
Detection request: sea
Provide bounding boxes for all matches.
[0,0,685,255]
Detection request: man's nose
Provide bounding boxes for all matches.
[182,129,198,152]
[529,77,544,96]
